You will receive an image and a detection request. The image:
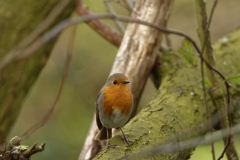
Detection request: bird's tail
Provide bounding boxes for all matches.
[95,128,112,141]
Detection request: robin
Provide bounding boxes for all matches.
[95,73,133,147]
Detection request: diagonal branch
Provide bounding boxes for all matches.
[76,0,122,47]
[20,25,77,140]
[104,0,125,33]
[195,0,237,159]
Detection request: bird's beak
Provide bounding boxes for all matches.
[122,80,130,84]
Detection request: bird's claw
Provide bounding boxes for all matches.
[107,142,117,149]
[121,136,132,146]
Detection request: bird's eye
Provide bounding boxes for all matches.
[113,80,117,85]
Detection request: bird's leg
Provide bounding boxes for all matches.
[120,127,131,146]
[106,127,116,148]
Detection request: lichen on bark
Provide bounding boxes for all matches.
[94,27,240,159]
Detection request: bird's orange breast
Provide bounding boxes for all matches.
[101,84,132,116]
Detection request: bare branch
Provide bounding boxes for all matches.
[20,25,77,140]
[122,0,134,11]
[104,0,125,34]
[195,0,217,158]
[0,14,194,70]
[195,0,236,159]
[121,123,240,159]
[0,136,45,160]
[76,1,122,47]
[0,14,230,110]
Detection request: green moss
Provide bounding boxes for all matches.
[94,52,205,159]
[94,27,240,159]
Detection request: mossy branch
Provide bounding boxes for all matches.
[93,27,240,160]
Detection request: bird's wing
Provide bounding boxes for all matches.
[96,88,104,130]
[95,103,103,130]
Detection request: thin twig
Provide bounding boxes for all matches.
[196,0,217,159]
[118,123,240,160]
[0,13,230,94]
[20,25,77,140]
[200,55,216,159]
[207,79,225,93]
[201,0,234,159]
[122,0,134,11]
[111,0,133,11]
[217,93,232,160]
[76,2,122,47]
[208,0,218,28]
[208,1,233,159]
[118,99,240,159]
[104,0,125,33]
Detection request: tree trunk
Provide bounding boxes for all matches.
[0,0,75,142]
[79,0,174,159]
[93,27,240,159]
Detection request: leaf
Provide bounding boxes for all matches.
[227,74,240,85]
[197,78,212,89]
[178,38,197,67]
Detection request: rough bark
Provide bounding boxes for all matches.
[79,0,174,159]
[93,27,240,159]
[110,0,174,115]
[0,0,75,142]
